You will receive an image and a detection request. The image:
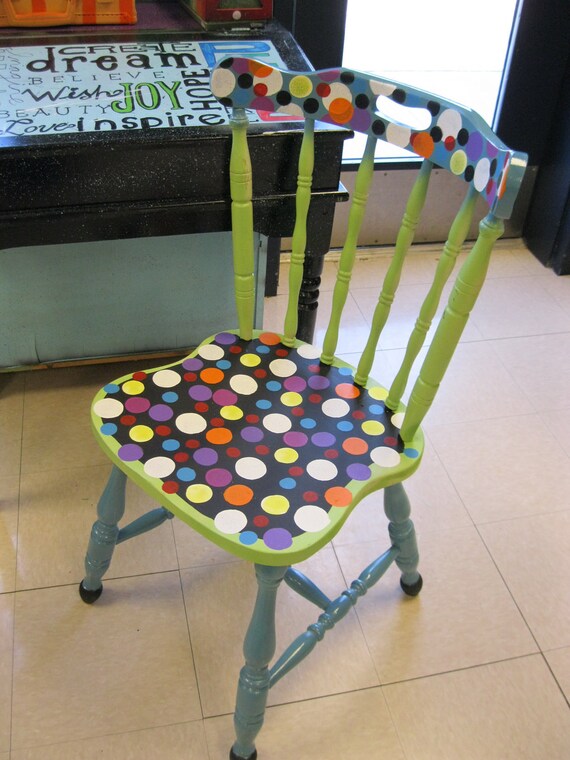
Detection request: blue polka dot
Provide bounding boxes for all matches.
[239,530,258,545]
[338,367,353,376]
[256,345,270,354]
[216,359,231,370]
[100,422,117,435]
[162,439,180,451]
[266,380,282,392]
[300,418,317,429]
[256,399,272,410]
[337,420,353,431]
[162,391,178,403]
[177,467,196,482]
[369,403,385,415]
[104,383,120,394]
[279,477,296,490]
[404,448,420,459]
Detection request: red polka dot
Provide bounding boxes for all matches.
[229,345,243,354]
[162,481,179,494]
[276,348,289,357]
[324,448,339,459]
[185,439,200,449]
[254,515,269,527]
[174,452,189,462]
[289,466,304,476]
[444,136,456,151]
[254,368,267,378]
[255,444,270,455]
[210,417,225,427]
[155,425,171,436]
[309,393,322,403]
[195,402,209,413]
[246,414,259,423]
[132,371,147,381]
[352,410,366,419]
[308,364,321,373]
[226,447,241,458]
[384,436,398,446]
[303,490,319,502]
[120,415,136,426]
[291,407,304,416]
[253,83,268,96]
[316,82,331,97]
[184,372,197,382]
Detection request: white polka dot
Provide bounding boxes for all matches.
[277,103,305,118]
[210,68,235,98]
[235,456,267,480]
[437,108,462,138]
[214,509,248,535]
[296,342,322,360]
[93,398,124,418]
[386,122,411,148]
[175,412,207,434]
[474,157,491,192]
[369,80,396,97]
[322,82,353,108]
[294,505,331,533]
[306,459,338,481]
[262,413,292,434]
[198,343,224,361]
[322,398,350,418]
[370,447,401,467]
[269,358,297,377]
[256,69,283,95]
[229,374,258,395]
[391,412,405,429]
[143,456,176,478]
[153,369,182,388]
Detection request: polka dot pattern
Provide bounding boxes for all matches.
[93,334,420,555]
[211,58,526,216]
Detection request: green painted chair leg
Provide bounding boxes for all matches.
[384,483,422,596]
[231,564,288,760]
[79,466,127,603]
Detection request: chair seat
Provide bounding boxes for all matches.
[91,330,424,565]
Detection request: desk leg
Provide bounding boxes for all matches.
[296,200,335,344]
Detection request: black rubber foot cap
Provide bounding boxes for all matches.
[79,581,103,604]
[230,748,257,760]
[400,574,423,597]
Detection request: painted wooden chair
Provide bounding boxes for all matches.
[79,58,527,759]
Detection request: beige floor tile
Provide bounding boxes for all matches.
[492,332,570,412]
[428,415,570,524]
[0,372,24,478]
[173,518,241,569]
[10,721,209,760]
[542,408,570,455]
[345,250,443,289]
[470,276,570,339]
[11,572,201,749]
[540,269,570,317]
[181,546,379,718]
[205,687,406,760]
[0,476,19,594]
[0,593,14,754]
[479,512,570,651]
[335,526,537,684]
[16,465,178,590]
[544,647,570,701]
[385,655,570,760]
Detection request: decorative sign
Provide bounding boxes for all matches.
[0,39,293,138]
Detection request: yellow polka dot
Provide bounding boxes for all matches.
[450,149,468,175]
[290,75,313,98]
[274,447,299,464]
[220,405,244,421]
[261,494,290,515]
[361,420,385,436]
[122,380,145,395]
[186,484,213,504]
[280,391,303,407]
[240,353,261,367]
[368,386,388,401]
[129,425,154,442]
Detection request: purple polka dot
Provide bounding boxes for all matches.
[487,142,499,159]
[319,69,340,82]
[263,528,293,550]
[233,58,250,74]
[118,443,143,461]
[125,397,150,414]
[283,376,307,392]
[182,357,203,371]
[215,332,238,345]
[311,431,336,447]
[193,447,218,467]
[149,404,174,421]
[253,96,275,112]
[350,108,371,133]
[346,463,371,481]
[205,468,233,487]
[241,426,264,443]
[188,384,212,401]
[212,389,238,406]
[283,431,308,448]
[466,131,483,161]
[308,375,330,390]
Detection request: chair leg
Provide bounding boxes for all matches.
[231,564,288,760]
[79,466,127,603]
[384,482,423,596]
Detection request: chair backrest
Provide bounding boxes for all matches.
[210,58,528,443]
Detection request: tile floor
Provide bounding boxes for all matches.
[1,240,570,759]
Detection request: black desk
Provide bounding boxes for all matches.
[0,4,348,345]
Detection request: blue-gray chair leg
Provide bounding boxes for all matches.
[384,482,423,596]
[79,466,127,604]
[231,564,288,760]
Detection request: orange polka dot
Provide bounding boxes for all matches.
[259,332,281,346]
[328,98,354,124]
[200,368,224,384]
[206,427,233,445]
[498,163,510,199]
[249,60,273,78]
[342,437,369,455]
[224,484,254,506]
[324,486,353,507]
[411,131,435,159]
[335,382,360,399]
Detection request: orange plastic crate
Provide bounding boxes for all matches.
[0,0,136,26]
